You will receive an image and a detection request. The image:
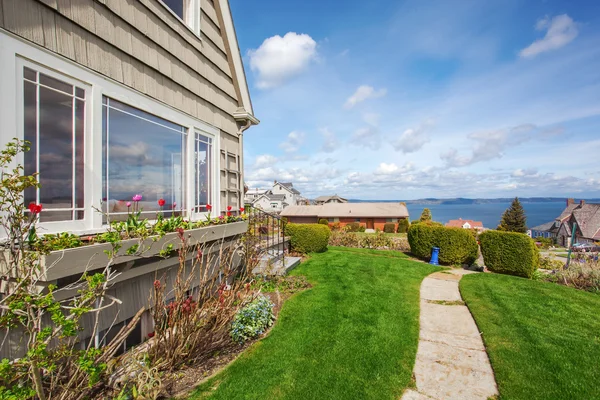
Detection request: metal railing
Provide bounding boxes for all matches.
[245,205,286,270]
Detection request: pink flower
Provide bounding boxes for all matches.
[132,194,142,202]
[126,201,131,207]
[172,202,177,209]
[158,198,166,207]
[219,215,224,220]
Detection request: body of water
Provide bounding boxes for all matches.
[403,202,566,229]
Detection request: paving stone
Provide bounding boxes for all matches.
[414,359,497,400]
[428,272,461,281]
[401,389,436,400]
[420,302,481,338]
[420,279,461,301]
[409,272,498,400]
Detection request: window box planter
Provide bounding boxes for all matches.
[2,221,248,282]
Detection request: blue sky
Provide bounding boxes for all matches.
[230,0,600,200]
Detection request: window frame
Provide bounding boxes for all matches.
[1,33,220,236]
[157,0,202,37]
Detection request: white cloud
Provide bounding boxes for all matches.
[520,14,578,58]
[512,168,538,177]
[254,154,278,168]
[279,131,305,153]
[350,127,381,150]
[248,32,318,89]
[392,121,434,153]
[344,85,387,108]
[441,124,538,167]
[376,163,399,175]
[319,128,339,153]
[362,113,381,127]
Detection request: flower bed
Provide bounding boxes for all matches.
[35,221,248,281]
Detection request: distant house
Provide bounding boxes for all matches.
[535,199,600,246]
[314,195,348,205]
[244,189,268,204]
[281,203,409,231]
[445,218,484,232]
[245,181,303,212]
[252,194,288,213]
[271,181,301,207]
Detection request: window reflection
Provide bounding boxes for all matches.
[195,133,212,212]
[102,97,186,221]
[23,66,85,222]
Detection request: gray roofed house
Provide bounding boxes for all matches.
[314,195,348,204]
[554,199,600,246]
[281,203,409,218]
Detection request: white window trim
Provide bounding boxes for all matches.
[157,0,202,37]
[0,31,220,237]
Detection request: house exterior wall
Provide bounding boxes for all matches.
[0,0,254,358]
[287,216,408,231]
[253,196,283,213]
[0,0,246,211]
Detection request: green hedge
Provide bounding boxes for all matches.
[345,222,360,232]
[397,219,410,233]
[407,224,478,265]
[479,230,539,278]
[383,223,396,233]
[318,218,328,225]
[285,223,330,254]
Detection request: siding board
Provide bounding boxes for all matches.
[41,6,58,51]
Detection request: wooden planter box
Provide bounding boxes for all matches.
[2,221,248,282]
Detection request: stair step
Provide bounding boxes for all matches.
[252,257,301,276]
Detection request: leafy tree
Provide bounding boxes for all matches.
[497,197,527,233]
[397,218,410,233]
[420,208,432,222]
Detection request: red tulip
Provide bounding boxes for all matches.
[227,206,232,211]
[240,207,245,213]
[227,211,232,217]
[206,204,212,211]
[28,202,42,214]
[158,198,166,207]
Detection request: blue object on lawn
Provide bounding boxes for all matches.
[430,247,440,265]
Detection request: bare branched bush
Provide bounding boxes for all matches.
[546,254,600,293]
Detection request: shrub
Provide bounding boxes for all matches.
[539,255,564,270]
[361,232,393,249]
[230,295,275,344]
[407,224,478,265]
[397,219,410,233]
[345,222,360,232]
[383,223,396,233]
[329,230,361,247]
[479,230,540,278]
[358,225,366,232]
[285,223,330,253]
[318,218,328,225]
[535,237,553,249]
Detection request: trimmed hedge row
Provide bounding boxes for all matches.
[479,230,539,278]
[383,223,396,233]
[285,223,331,254]
[407,224,478,265]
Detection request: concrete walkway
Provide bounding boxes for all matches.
[402,269,499,400]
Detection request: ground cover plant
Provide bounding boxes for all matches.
[188,247,440,399]
[460,273,600,399]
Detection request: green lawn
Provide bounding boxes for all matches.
[188,247,439,399]
[460,273,600,400]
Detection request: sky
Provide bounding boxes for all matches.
[229,0,600,200]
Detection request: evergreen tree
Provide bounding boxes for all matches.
[497,197,527,233]
[420,208,432,222]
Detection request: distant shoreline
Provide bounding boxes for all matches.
[347,198,600,205]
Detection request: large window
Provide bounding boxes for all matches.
[102,97,187,221]
[23,66,86,222]
[194,132,212,212]
[160,0,200,35]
